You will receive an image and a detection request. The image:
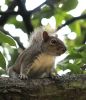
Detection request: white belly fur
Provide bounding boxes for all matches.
[31,53,55,72]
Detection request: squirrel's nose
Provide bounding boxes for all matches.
[62,47,67,52]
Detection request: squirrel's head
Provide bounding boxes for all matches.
[41,31,66,56]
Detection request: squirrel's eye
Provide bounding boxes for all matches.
[51,39,57,44]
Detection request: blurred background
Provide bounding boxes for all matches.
[0,0,86,76]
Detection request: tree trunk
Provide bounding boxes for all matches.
[0,74,86,100]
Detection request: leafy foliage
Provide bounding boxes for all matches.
[0,52,6,69]
[0,31,16,46]
[62,0,78,11]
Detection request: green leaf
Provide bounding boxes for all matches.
[58,62,82,74]
[0,69,5,75]
[67,53,82,59]
[32,18,40,27]
[67,63,81,74]
[32,6,55,26]
[0,31,16,46]
[54,9,67,27]
[8,48,19,67]
[62,0,78,11]
[69,21,81,35]
[0,44,18,67]
[7,17,26,31]
[76,44,86,52]
[0,52,6,69]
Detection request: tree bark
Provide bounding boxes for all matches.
[0,74,86,100]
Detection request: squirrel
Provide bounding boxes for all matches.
[7,28,66,79]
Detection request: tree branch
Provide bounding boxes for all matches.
[0,0,17,26]
[15,0,33,35]
[56,14,86,31]
[31,1,47,14]
[0,11,19,15]
[0,74,86,100]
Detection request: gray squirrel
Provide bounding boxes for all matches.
[7,28,66,79]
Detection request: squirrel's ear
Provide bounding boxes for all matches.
[43,31,49,42]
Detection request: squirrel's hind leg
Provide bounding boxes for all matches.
[7,67,19,79]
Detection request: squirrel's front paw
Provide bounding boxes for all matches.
[19,74,28,80]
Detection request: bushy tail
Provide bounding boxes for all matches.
[29,27,54,46]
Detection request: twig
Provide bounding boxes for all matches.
[0,11,19,15]
[0,0,17,26]
[56,14,86,31]
[31,1,47,14]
